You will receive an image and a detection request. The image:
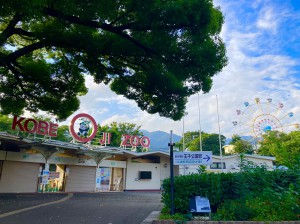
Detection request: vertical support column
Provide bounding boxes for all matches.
[168,130,175,215]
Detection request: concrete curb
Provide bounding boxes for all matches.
[141,211,161,224]
[0,193,73,219]
[152,221,300,224]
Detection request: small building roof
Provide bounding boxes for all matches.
[212,154,275,161]
[119,149,170,158]
[0,132,123,159]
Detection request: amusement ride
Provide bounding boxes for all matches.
[232,98,300,144]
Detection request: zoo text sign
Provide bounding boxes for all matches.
[12,115,58,137]
[120,134,150,148]
[69,113,150,147]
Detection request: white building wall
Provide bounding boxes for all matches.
[160,157,170,182]
[244,157,274,169]
[5,151,45,163]
[2,151,127,168]
[99,160,126,168]
[125,159,161,190]
[179,155,275,175]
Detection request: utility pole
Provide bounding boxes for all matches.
[216,95,224,172]
[198,93,203,151]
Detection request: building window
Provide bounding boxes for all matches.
[210,162,226,169]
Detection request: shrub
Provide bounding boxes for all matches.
[161,168,300,220]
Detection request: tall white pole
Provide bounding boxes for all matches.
[216,95,224,172]
[182,115,186,174]
[182,113,186,175]
[182,116,185,151]
[198,93,203,151]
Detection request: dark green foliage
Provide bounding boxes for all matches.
[258,130,300,170]
[229,134,241,144]
[175,131,225,155]
[0,114,13,133]
[0,0,227,120]
[214,185,300,221]
[161,169,300,221]
[56,125,73,142]
[94,122,142,148]
[231,139,254,154]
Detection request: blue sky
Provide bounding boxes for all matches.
[60,0,300,139]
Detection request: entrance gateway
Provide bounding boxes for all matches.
[0,113,162,193]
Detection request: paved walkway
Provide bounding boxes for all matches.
[0,193,72,219]
[0,192,161,224]
[0,193,69,215]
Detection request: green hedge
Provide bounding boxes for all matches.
[161,168,300,218]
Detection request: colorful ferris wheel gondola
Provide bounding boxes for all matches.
[232,98,300,144]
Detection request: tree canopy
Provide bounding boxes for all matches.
[0,0,227,120]
[229,134,254,154]
[230,139,254,155]
[95,122,142,148]
[257,131,300,170]
[176,130,225,155]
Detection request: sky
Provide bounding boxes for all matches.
[61,0,300,139]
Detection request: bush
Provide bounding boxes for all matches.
[214,184,300,221]
[161,168,300,221]
[212,198,255,221]
[159,213,189,222]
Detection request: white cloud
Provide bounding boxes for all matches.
[256,7,278,32]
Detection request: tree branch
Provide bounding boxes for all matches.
[13,28,35,38]
[6,41,47,62]
[43,8,158,56]
[6,63,37,100]
[0,13,23,46]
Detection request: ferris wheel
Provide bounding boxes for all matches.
[232,98,300,142]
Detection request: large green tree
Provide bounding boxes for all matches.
[258,131,300,170]
[231,139,254,154]
[0,114,12,132]
[56,124,73,142]
[0,0,227,120]
[229,134,254,154]
[176,131,225,155]
[95,122,142,148]
[201,133,225,155]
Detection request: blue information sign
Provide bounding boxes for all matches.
[173,151,212,165]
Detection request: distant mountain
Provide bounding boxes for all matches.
[141,131,256,152]
[141,130,182,152]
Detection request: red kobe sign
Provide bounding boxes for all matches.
[11,115,58,137]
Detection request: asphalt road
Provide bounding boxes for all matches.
[0,191,163,224]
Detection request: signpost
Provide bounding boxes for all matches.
[168,130,175,215]
[173,151,212,165]
[168,147,212,215]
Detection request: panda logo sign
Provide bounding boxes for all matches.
[77,121,90,137]
[69,113,98,142]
